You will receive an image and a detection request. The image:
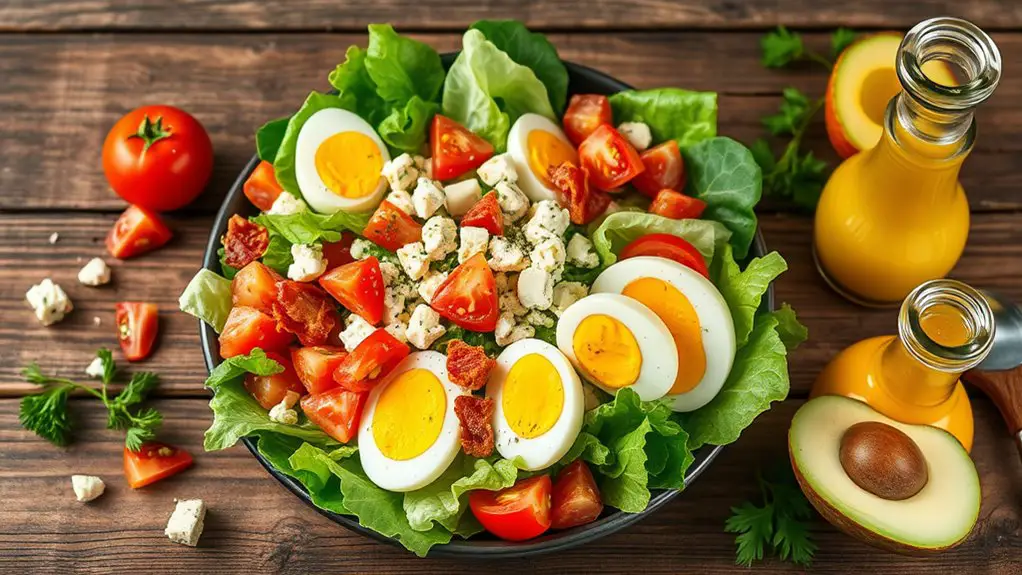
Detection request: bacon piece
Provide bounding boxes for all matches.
[548,161,612,225]
[223,215,270,269]
[446,340,496,391]
[454,395,495,458]
[272,280,340,346]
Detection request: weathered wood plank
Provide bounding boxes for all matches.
[0,397,1018,573]
[2,212,1020,397]
[1,33,1020,212]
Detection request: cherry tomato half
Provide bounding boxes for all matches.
[649,189,707,220]
[332,329,410,392]
[551,460,604,529]
[631,141,685,198]
[579,124,645,192]
[106,204,173,259]
[363,201,422,252]
[430,253,499,332]
[124,441,194,489]
[301,387,367,444]
[244,351,306,410]
[318,257,386,325]
[231,261,283,315]
[292,346,348,395]
[459,192,504,236]
[243,160,284,211]
[563,94,613,147]
[115,302,159,361]
[469,475,552,541]
[619,233,709,279]
[218,306,294,359]
[431,115,494,181]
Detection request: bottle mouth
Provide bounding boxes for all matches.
[899,279,995,372]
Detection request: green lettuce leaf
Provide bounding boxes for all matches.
[773,303,808,351]
[218,247,238,280]
[377,96,441,154]
[329,46,387,125]
[431,326,502,357]
[403,456,520,532]
[261,233,293,276]
[608,88,717,149]
[273,92,348,199]
[590,211,732,266]
[253,209,371,245]
[364,24,445,104]
[178,269,233,333]
[469,20,568,115]
[286,441,360,515]
[204,348,282,390]
[256,116,290,163]
[712,244,788,348]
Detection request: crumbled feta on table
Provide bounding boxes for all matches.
[417,270,448,304]
[566,234,600,268]
[385,190,415,215]
[77,257,111,287]
[524,200,570,244]
[381,153,420,193]
[495,181,529,223]
[552,281,589,316]
[396,242,430,280]
[340,314,376,352]
[71,475,105,502]
[48,232,60,244]
[266,191,307,215]
[477,154,518,187]
[443,179,482,217]
[488,236,530,272]
[406,304,446,349]
[287,243,326,282]
[85,357,105,379]
[422,216,457,261]
[26,278,72,326]
[617,121,652,151]
[412,178,446,219]
[165,499,206,547]
[458,226,490,264]
[517,267,553,310]
[495,312,534,346]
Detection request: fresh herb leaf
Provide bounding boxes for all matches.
[726,466,817,567]
[113,371,160,409]
[726,500,775,567]
[124,407,163,451]
[19,384,74,446]
[762,88,811,137]
[761,26,805,68]
[755,90,829,210]
[831,28,857,57]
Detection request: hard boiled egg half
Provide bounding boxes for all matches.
[556,292,678,401]
[295,107,390,214]
[358,351,466,492]
[487,339,584,471]
[506,113,578,203]
[592,256,736,412]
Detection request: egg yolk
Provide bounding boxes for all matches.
[503,354,564,439]
[572,314,642,389]
[372,368,445,460]
[527,129,578,188]
[314,131,384,199]
[622,277,706,395]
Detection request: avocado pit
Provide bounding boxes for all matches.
[839,421,928,501]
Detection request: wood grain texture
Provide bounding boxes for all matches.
[1,32,1021,212]
[1,397,1019,574]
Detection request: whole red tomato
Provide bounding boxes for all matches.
[102,105,214,212]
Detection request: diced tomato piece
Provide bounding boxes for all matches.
[222,215,269,269]
[272,281,340,347]
[620,233,709,279]
[430,253,499,332]
[219,306,294,358]
[231,261,283,314]
[469,475,552,541]
[115,302,159,362]
[562,94,612,147]
[332,329,410,392]
[243,160,284,211]
[459,192,504,236]
[631,141,685,198]
[649,189,706,220]
[550,460,604,529]
[363,201,422,251]
[106,204,173,259]
[579,124,645,191]
[548,161,612,225]
[292,345,347,395]
[431,114,495,180]
[301,387,367,444]
[124,442,194,489]
[322,232,356,270]
[244,350,306,410]
[318,257,385,325]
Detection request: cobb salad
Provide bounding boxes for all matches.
[179,20,806,556]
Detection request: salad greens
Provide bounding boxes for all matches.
[256,116,290,163]
[591,212,732,266]
[608,88,718,149]
[179,268,233,333]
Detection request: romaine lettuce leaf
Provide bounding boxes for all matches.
[711,244,788,347]
[590,211,732,266]
[204,348,282,390]
[364,24,445,105]
[256,116,290,163]
[178,268,233,333]
[403,455,520,532]
[469,20,568,115]
[608,88,717,149]
[772,303,809,351]
[252,208,371,245]
[377,96,440,154]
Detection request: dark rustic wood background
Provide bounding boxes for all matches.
[1,2,1020,573]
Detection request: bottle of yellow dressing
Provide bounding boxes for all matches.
[812,279,995,450]
[814,18,1001,306]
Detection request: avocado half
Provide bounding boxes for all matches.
[789,396,981,554]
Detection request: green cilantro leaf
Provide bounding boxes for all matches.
[831,28,857,57]
[726,465,817,567]
[726,501,775,567]
[113,371,160,409]
[762,88,811,136]
[761,26,805,68]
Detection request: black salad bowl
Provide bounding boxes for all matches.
[200,55,772,558]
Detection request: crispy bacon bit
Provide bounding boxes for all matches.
[446,340,496,391]
[548,161,612,225]
[454,395,495,458]
[223,215,270,268]
[272,280,340,346]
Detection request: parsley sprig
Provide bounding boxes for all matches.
[725,465,817,567]
[19,349,162,451]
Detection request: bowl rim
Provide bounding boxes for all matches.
[199,58,771,558]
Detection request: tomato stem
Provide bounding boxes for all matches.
[131,115,172,152]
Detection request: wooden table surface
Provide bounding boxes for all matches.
[2,2,1021,573]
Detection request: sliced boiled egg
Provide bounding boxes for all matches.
[592,256,736,412]
[487,338,584,471]
[295,107,390,214]
[555,292,677,402]
[506,113,578,203]
[358,351,466,492]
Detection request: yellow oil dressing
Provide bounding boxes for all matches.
[502,354,564,439]
[372,368,446,460]
[572,314,642,389]
[315,131,385,198]
[527,129,578,187]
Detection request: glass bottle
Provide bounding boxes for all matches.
[814,17,1001,306]
[811,279,995,451]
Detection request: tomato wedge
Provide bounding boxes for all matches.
[620,233,709,278]
[363,200,422,252]
[550,460,604,529]
[579,124,645,192]
[431,115,494,181]
[469,475,552,541]
[649,189,707,220]
[115,302,159,361]
[243,160,284,211]
[459,192,504,236]
[292,345,347,395]
[232,261,283,314]
[219,306,294,358]
[563,94,612,146]
[548,161,612,225]
[318,257,385,325]
[332,329,410,392]
[244,351,306,409]
[631,141,685,198]
[430,253,499,332]
[124,442,194,489]
[301,387,368,444]
[322,232,356,270]
[106,204,173,259]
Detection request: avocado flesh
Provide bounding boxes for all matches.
[789,396,980,553]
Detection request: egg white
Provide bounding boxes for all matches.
[294,107,390,214]
[506,113,575,204]
[592,256,737,412]
[487,339,584,471]
[358,351,466,492]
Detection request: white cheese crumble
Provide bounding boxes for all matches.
[385,190,415,216]
[524,200,570,245]
[552,281,589,316]
[476,154,518,187]
[48,232,60,244]
[458,226,490,264]
[499,290,528,317]
[71,475,105,502]
[378,261,402,286]
[422,216,457,261]
[406,304,446,350]
[443,179,482,217]
[417,156,432,180]
[487,236,529,272]
[412,177,446,219]
[567,234,600,268]
[266,191,307,215]
[417,270,448,305]
[77,257,111,287]
[26,279,73,326]
[350,238,374,260]
[85,357,105,379]
[617,121,652,151]
[340,314,376,352]
[495,312,534,346]
[530,237,566,278]
[385,320,409,343]
[268,397,299,425]
[165,499,206,547]
[382,285,407,325]
[495,181,529,223]
[525,310,555,328]
[517,267,553,310]
[287,243,326,282]
[381,153,420,193]
[396,241,430,281]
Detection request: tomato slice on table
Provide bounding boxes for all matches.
[631,141,685,198]
[272,281,340,347]
[318,257,385,325]
[332,329,410,392]
[579,124,645,192]
[459,192,504,236]
[106,204,173,259]
[548,161,612,225]
[219,306,294,358]
[301,387,368,444]
[231,261,283,314]
[244,350,306,409]
[562,94,612,147]
[431,115,494,181]
[124,441,194,489]
[363,201,422,251]
[292,345,348,395]
[115,302,159,361]
[620,233,709,279]
[430,253,499,332]
[321,232,356,270]
[550,460,604,529]
[243,160,285,211]
[469,475,553,541]
[649,188,706,220]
